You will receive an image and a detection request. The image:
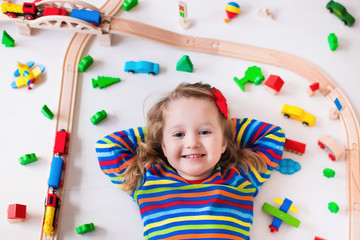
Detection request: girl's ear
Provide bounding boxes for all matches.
[161,142,167,157]
[221,139,227,154]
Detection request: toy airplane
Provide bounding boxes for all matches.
[262,198,301,232]
[11,61,45,90]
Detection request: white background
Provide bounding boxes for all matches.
[1,0,359,239]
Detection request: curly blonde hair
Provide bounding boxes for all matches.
[121,82,266,193]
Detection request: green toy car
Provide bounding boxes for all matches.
[90,110,107,125]
[326,0,355,27]
[122,0,138,11]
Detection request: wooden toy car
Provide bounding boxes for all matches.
[326,0,355,27]
[124,61,159,75]
[281,104,316,126]
[90,110,107,125]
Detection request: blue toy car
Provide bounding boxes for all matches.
[124,61,159,75]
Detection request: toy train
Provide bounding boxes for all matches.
[43,191,60,236]
[1,2,39,20]
[1,2,101,25]
[42,130,69,235]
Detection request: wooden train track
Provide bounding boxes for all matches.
[39,1,124,239]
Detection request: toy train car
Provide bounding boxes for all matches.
[70,9,101,26]
[43,7,67,17]
[48,156,64,189]
[43,192,60,236]
[1,2,39,20]
[318,135,344,161]
[54,130,69,155]
[284,138,306,155]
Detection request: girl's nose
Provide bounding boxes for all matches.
[185,134,200,148]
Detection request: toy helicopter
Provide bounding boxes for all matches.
[11,61,45,90]
[262,198,301,232]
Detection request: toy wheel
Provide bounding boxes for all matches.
[149,72,155,76]
[128,70,135,74]
[328,8,333,13]
[25,15,34,20]
[283,114,290,118]
[343,20,348,26]
[6,13,16,18]
[318,141,325,149]
[302,122,309,126]
[329,153,335,161]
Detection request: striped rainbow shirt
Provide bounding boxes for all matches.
[96,118,285,240]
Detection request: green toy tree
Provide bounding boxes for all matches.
[176,55,193,73]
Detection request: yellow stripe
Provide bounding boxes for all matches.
[236,119,251,144]
[144,179,180,185]
[151,224,249,239]
[249,165,266,183]
[237,180,251,189]
[226,5,240,14]
[96,142,121,148]
[144,215,251,232]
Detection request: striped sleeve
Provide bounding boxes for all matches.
[232,118,285,189]
[95,127,146,187]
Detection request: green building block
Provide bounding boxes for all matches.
[328,202,339,213]
[92,76,121,89]
[90,110,107,125]
[328,33,338,51]
[233,66,264,91]
[2,30,15,47]
[262,202,301,228]
[176,55,193,73]
[41,104,54,120]
[123,0,138,11]
[19,153,37,165]
[76,223,95,234]
[78,55,93,72]
[323,168,336,178]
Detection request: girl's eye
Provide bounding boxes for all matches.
[173,132,184,137]
[200,130,211,135]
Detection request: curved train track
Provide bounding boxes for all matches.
[108,17,360,239]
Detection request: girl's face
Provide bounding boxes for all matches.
[161,97,227,181]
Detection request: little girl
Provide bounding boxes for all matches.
[96,82,285,240]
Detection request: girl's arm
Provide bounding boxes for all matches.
[95,127,146,187]
[232,118,285,189]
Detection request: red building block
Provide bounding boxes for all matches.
[307,82,319,96]
[7,204,27,222]
[264,74,284,94]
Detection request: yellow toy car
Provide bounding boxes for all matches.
[281,104,316,126]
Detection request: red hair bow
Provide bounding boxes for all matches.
[212,87,228,119]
